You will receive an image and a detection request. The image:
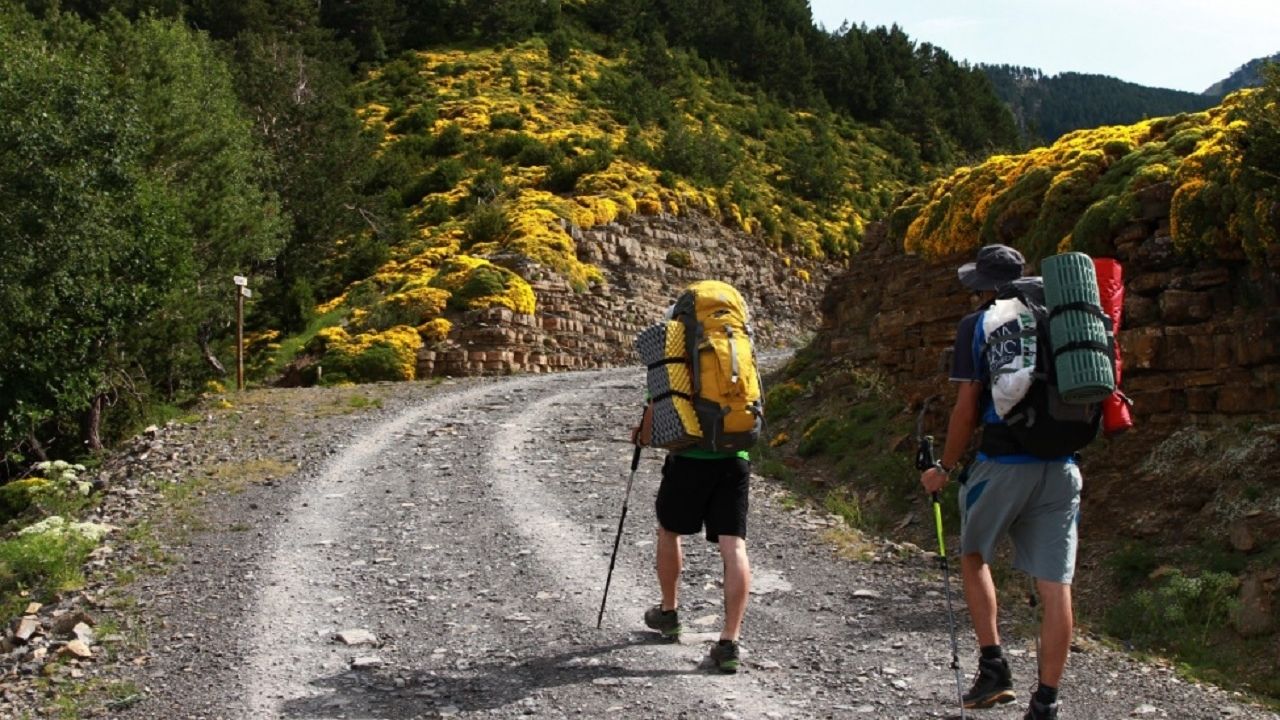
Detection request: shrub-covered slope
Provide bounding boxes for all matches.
[288,38,922,381]
[890,87,1279,266]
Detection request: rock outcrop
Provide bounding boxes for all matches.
[812,204,1280,644]
[418,212,830,376]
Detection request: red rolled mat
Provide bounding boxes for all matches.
[1094,257,1134,435]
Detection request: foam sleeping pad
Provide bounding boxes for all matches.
[1042,252,1115,404]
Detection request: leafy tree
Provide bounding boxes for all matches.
[97,14,285,379]
[0,7,187,455]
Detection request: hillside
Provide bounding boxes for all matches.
[1206,52,1280,95]
[275,39,919,384]
[762,80,1280,699]
[0,0,1020,464]
[981,65,1219,144]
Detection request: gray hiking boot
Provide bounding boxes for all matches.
[643,605,680,639]
[708,639,741,674]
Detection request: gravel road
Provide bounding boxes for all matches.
[112,369,1277,720]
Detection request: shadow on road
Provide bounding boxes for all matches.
[277,633,702,718]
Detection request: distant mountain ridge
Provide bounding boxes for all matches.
[980,64,1217,144]
[1205,52,1280,95]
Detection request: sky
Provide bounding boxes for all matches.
[808,0,1280,93]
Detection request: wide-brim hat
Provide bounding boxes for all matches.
[958,244,1026,291]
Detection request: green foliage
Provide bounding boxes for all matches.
[545,28,572,64]
[657,120,738,185]
[0,479,52,524]
[0,7,189,456]
[464,203,511,246]
[391,104,438,135]
[982,65,1219,145]
[431,122,467,155]
[783,118,846,201]
[0,530,97,613]
[545,141,614,193]
[664,249,692,269]
[489,111,525,131]
[1105,541,1160,588]
[764,382,804,421]
[450,266,509,310]
[402,159,465,205]
[343,345,406,383]
[1105,570,1239,650]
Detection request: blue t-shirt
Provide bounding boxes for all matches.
[950,310,1071,464]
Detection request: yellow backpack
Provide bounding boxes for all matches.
[635,280,764,452]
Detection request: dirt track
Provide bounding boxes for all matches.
[110,369,1277,719]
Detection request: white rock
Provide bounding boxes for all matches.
[336,629,378,646]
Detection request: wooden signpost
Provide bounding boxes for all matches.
[233,276,248,391]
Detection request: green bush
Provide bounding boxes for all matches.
[346,345,406,383]
[489,111,524,131]
[464,203,510,246]
[1105,569,1239,649]
[489,132,541,160]
[390,104,437,135]
[545,143,613,193]
[765,382,805,421]
[0,478,51,523]
[664,249,691,268]
[430,123,466,156]
[401,159,465,206]
[0,530,96,607]
[450,266,509,311]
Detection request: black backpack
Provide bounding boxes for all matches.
[979,278,1114,460]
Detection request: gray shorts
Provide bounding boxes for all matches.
[958,460,1082,584]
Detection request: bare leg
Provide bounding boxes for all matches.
[656,527,682,610]
[962,552,1000,647]
[718,535,750,641]
[1035,579,1073,686]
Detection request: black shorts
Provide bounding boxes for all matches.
[655,454,750,542]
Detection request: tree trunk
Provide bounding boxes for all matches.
[25,433,49,463]
[82,394,104,453]
[199,325,228,376]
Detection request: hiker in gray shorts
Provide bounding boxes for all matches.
[919,244,1079,720]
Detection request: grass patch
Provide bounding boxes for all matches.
[0,531,97,618]
[264,308,346,376]
[312,391,391,417]
[346,394,383,411]
[821,526,877,561]
[45,677,143,718]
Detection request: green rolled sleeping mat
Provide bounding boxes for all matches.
[1042,252,1116,403]
[636,321,701,449]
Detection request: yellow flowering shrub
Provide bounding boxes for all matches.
[428,254,537,315]
[417,317,453,343]
[894,92,1272,263]
[310,325,423,382]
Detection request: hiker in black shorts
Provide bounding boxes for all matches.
[919,244,1079,720]
[632,368,752,674]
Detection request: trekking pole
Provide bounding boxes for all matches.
[916,399,967,720]
[1029,577,1042,688]
[597,443,643,629]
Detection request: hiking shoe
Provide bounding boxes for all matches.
[643,605,681,639]
[708,639,740,674]
[962,656,1016,708]
[1024,696,1059,720]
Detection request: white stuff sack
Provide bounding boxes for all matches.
[982,297,1038,417]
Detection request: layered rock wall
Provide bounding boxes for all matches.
[418,213,829,376]
[815,212,1280,638]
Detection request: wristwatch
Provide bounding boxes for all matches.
[933,460,953,475]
